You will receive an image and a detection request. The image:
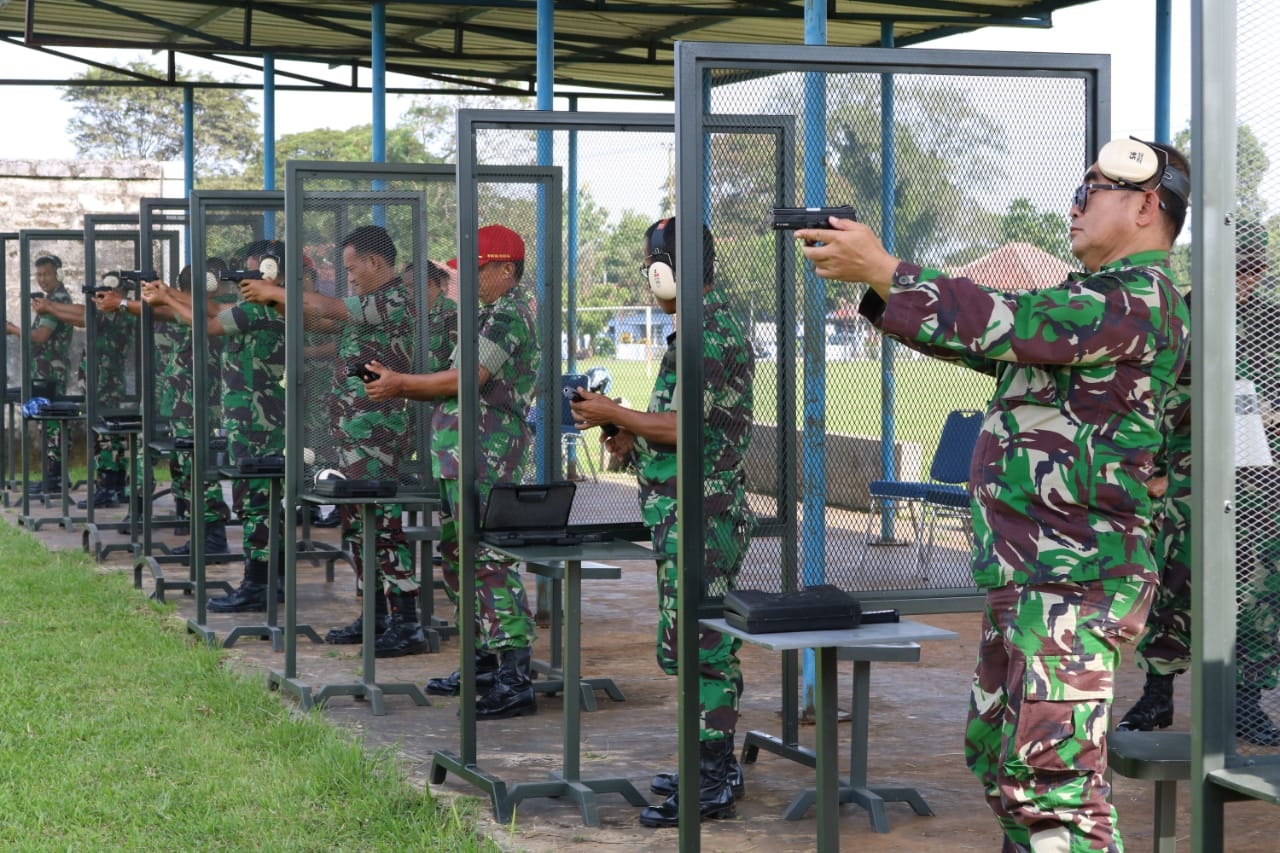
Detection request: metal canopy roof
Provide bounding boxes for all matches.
[3,1,1096,98]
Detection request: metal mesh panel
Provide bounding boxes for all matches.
[21,234,87,402]
[291,177,428,492]
[469,119,796,538]
[1232,0,1280,757]
[690,50,1098,608]
[82,220,141,418]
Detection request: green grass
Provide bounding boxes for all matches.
[0,521,503,852]
[583,354,992,458]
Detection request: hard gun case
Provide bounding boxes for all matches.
[722,585,862,634]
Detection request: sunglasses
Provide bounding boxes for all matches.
[1071,182,1149,213]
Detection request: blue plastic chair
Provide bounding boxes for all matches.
[860,408,983,573]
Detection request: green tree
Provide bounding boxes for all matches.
[60,61,260,180]
[997,198,1072,262]
[243,124,435,188]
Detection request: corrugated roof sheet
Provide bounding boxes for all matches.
[1,1,1097,96]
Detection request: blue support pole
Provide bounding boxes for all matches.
[534,0,553,482]
[372,1,387,163]
[566,97,579,376]
[263,54,277,237]
[183,86,194,254]
[878,23,899,540]
[1154,0,1172,142]
[799,0,830,714]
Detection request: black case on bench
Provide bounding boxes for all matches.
[722,585,862,634]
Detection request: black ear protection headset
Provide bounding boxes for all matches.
[36,254,64,284]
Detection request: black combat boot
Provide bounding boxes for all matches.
[1237,687,1280,746]
[475,647,537,720]
[209,559,270,613]
[1116,672,1176,731]
[426,651,499,696]
[78,475,120,509]
[639,737,738,827]
[171,520,230,557]
[40,459,62,495]
[650,751,746,800]
[374,595,429,658]
[325,586,389,644]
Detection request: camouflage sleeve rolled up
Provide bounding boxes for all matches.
[865,250,1190,589]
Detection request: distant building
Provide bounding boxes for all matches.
[951,241,1074,292]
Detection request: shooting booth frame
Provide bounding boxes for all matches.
[672,41,1108,849]
[79,212,147,560]
[16,227,89,531]
[423,107,796,825]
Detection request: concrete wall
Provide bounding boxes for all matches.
[746,422,923,512]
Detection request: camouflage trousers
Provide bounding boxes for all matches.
[231,477,275,564]
[92,433,128,476]
[437,477,534,653]
[169,447,231,523]
[965,577,1155,853]
[1138,537,1280,691]
[337,446,415,600]
[42,420,61,475]
[648,494,749,743]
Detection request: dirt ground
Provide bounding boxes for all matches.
[7,489,1280,852]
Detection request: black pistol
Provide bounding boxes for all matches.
[768,205,858,231]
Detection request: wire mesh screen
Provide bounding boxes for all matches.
[290,179,427,493]
[141,214,189,446]
[83,225,140,418]
[1232,0,1280,757]
[691,51,1098,606]
[21,235,87,403]
[192,204,287,476]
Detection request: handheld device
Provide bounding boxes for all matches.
[347,363,380,383]
[564,385,619,437]
[768,205,858,230]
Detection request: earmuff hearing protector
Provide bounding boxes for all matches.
[1097,137,1191,210]
[257,241,283,280]
[645,218,678,301]
[103,271,121,290]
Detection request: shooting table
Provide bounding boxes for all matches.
[431,537,653,825]
[707,617,957,851]
[19,408,85,530]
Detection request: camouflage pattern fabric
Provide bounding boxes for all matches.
[966,577,1155,852]
[331,278,416,597]
[432,284,536,652]
[861,252,1189,851]
[30,285,75,475]
[426,294,459,374]
[635,290,755,743]
[438,477,535,652]
[430,285,536,482]
[217,300,285,563]
[158,304,231,524]
[1138,292,1280,689]
[83,307,135,477]
[1234,293,1280,691]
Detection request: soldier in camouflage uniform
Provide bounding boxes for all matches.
[365,224,537,716]
[145,243,287,611]
[799,138,1192,852]
[119,262,233,551]
[571,218,754,827]
[1119,225,1280,745]
[10,256,76,492]
[243,225,426,657]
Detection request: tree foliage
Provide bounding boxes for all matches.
[60,61,260,179]
[997,198,1072,262]
[244,124,436,188]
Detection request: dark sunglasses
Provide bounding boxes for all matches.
[1071,182,1148,213]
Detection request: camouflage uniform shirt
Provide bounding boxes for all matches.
[431,284,537,483]
[216,300,285,460]
[83,307,133,409]
[331,277,415,471]
[31,285,75,391]
[861,250,1190,590]
[635,289,755,546]
[426,294,459,374]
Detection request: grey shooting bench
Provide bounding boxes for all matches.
[1107,730,1191,853]
[711,617,958,852]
